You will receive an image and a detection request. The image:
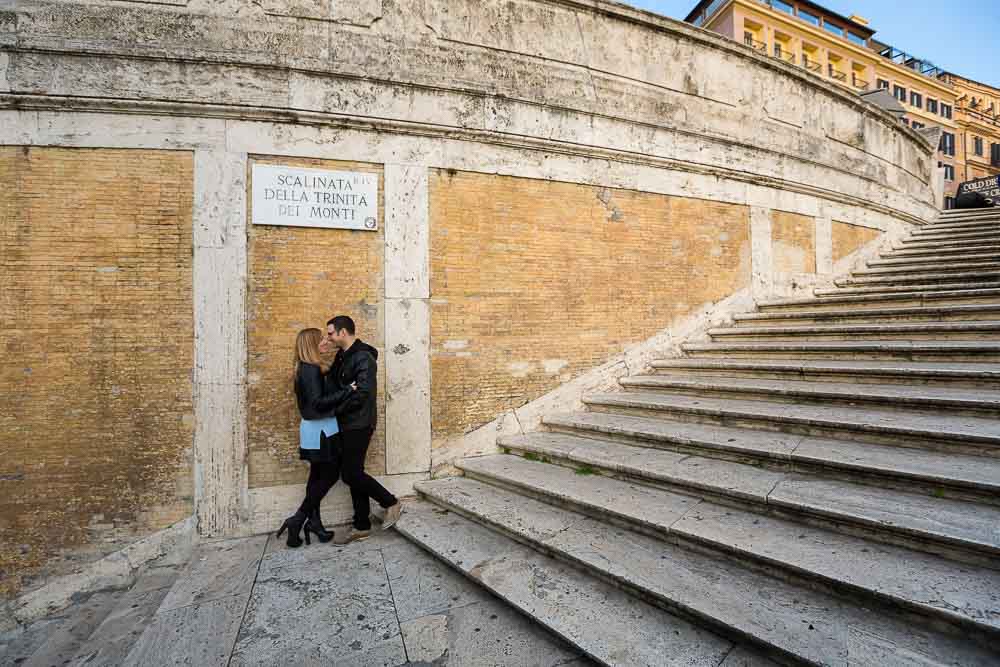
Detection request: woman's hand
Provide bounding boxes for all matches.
[350,382,358,391]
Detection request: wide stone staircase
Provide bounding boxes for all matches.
[397,207,1000,666]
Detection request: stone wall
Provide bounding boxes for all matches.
[0,0,937,605]
[429,170,751,446]
[0,146,194,597]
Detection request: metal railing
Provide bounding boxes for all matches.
[852,74,869,90]
[958,105,1000,129]
[828,66,847,82]
[744,37,767,54]
[802,56,821,73]
[773,47,795,64]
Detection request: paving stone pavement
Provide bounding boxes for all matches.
[232,528,591,667]
[2,527,592,667]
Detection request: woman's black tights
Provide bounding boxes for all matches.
[298,461,339,515]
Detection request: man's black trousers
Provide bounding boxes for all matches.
[298,428,397,529]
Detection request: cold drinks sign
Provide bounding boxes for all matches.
[251,164,379,230]
[957,175,999,206]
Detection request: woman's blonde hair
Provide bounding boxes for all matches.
[295,328,330,376]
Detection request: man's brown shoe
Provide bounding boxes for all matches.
[382,501,403,530]
[338,528,371,545]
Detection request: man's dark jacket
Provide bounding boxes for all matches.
[326,339,379,432]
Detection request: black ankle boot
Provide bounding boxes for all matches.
[305,508,334,543]
[276,511,307,548]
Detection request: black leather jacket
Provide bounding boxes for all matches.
[326,339,379,432]
[295,362,350,420]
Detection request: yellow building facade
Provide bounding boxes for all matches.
[948,74,1000,189]
[686,0,973,203]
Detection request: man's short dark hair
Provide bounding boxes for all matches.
[327,315,356,335]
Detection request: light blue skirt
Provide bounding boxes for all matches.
[300,416,340,451]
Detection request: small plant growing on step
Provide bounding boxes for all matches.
[575,465,596,476]
[523,452,541,462]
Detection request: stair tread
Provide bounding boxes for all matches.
[868,254,1000,266]
[621,374,1000,409]
[651,358,1000,378]
[757,288,1000,308]
[396,499,745,667]
[682,340,1000,352]
[500,432,1000,555]
[541,411,1000,491]
[841,271,1000,284]
[67,564,181,667]
[709,321,1000,335]
[583,390,1000,444]
[735,305,1000,321]
[855,264,1000,276]
[816,282,1000,296]
[457,453,1000,633]
[417,475,999,666]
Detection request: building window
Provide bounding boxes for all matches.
[944,196,955,210]
[942,164,955,181]
[940,132,955,156]
[877,79,889,90]
[848,32,867,46]
[798,9,821,26]
[772,0,794,15]
[911,121,925,130]
[941,103,953,119]
[901,118,910,126]
[823,22,844,37]
[927,98,938,114]
[910,91,922,108]
[975,136,984,156]
[893,85,907,102]
[992,143,1000,167]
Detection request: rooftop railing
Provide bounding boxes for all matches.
[802,55,821,73]
[744,36,767,54]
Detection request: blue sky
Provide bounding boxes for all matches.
[624,0,1000,88]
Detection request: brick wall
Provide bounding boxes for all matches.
[0,147,194,597]
[429,170,751,444]
[246,156,386,489]
[771,210,817,275]
[832,220,881,263]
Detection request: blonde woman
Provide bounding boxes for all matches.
[276,328,354,548]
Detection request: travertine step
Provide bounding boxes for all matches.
[937,210,1000,221]
[540,411,1000,500]
[649,358,1000,387]
[867,252,1000,267]
[756,288,1000,311]
[706,321,1000,341]
[620,374,1000,416]
[854,261,1000,276]
[3,556,185,667]
[733,304,1000,325]
[909,230,1000,243]
[395,500,764,667]
[458,453,1000,637]
[583,390,1000,455]
[897,237,1000,251]
[882,243,1000,258]
[918,215,1000,226]
[496,435,1000,563]
[814,281,1000,296]
[415,475,1000,666]
[680,340,1000,361]
[838,270,1000,286]
[67,562,183,667]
